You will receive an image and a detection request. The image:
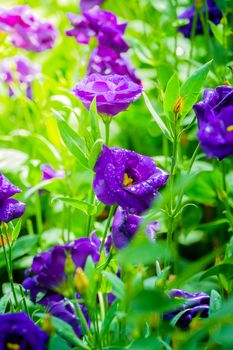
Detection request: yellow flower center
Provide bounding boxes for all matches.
[123,173,134,187]
[227,125,233,132]
[6,344,20,350]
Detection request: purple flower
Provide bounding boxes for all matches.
[39,293,88,338]
[87,46,141,84]
[72,73,142,116]
[41,164,65,181]
[178,0,222,38]
[193,85,233,159]
[112,207,159,249]
[66,6,129,53]
[0,55,40,99]
[0,6,57,52]
[0,312,48,350]
[80,0,105,12]
[164,289,210,329]
[23,238,99,337]
[0,173,25,222]
[23,236,100,301]
[66,13,96,44]
[93,145,169,214]
[90,232,112,254]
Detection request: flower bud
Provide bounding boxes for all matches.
[173,96,184,116]
[224,80,231,86]
[42,314,54,335]
[194,0,204,8]
[74,267,89,295]
[65,254,76,275]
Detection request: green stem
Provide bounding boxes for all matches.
[170,120,178,212]
[199,4,210,58]
[173,143,200,215]
[98,292,105,322]
[100,206,116,252]
[188,8,198,75]
[97,248,114,271]
[104,120,110,146]
[166,119,179,267]
[74,301,90,337]
[35,192,43,241]
[0,225,19,310]
[19,284,29,315]
[86,189,96,237]
[218,161,233,233]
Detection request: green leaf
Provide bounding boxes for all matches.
[180,60,212,118]
[52,109,89,169]
[118,239,169,266]
[24,178,65,199]
[37,314,88,349]
[209,21,223,45]
[11,130,61,164]
[186,171,217,204]
[102,271,125,300]
[12,218,22,242]
[214,325,233,346]
[89,98,101,141]
[48,335,71,350]
[0,294,9,314]
[89,139,103,169]
[127,336,163,350]
[52,196,97,215]
[209,289,222,315]
[143,92,172,139]
[100,300,118,338]
[200,263,233,280]
[163,72,180,122]
[170,308,189,327]
[130,289,183,314]
[0,236,38,269]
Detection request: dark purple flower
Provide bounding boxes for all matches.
[178,0,222,38]
[41,164,65,181]
[164,289,210,329]
[87,46,141,84]
[0,6,57,52]
[80,0,104,12]
[112,207,159,249]
[193,85,233,159]
[97,25,129,54]
[39,293,88,338]
[0,312,48,350]
[72,73,142,116]
[23,236,100,301]
[90,232,112,254]
[0,173,25,222]
[93,145,169,214]
[0,55,40,99]
[66,13,96,44]
[66,6,129,53]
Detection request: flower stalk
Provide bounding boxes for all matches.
[218,160,233,233]
[100,205,116,252]
[0,223,19,311]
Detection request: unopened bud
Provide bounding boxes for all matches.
[42,314,54,335]
[218,189,227,201]
[65,254,76,275]
[74,267,89,295]
[173,96,184,116]
[194,0,203,8]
